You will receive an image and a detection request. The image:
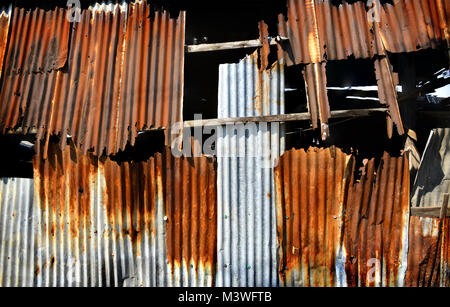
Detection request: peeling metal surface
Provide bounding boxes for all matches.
[344,153,410,287]
[302,62,330,140]
[0,1,185,157]
[278,0,449,66]
[0,142,215,287]
[0,178,35,287]
[274,147,351,287]
[411,128,450,208]
[216,51,285,286]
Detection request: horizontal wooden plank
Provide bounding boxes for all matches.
[410,207,450,218]
[186,36,288,53]
[183,107,387,128]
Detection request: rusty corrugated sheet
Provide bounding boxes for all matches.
[302,62,330,140]
[278,0,378,65]
[274,147,351,286]
[405,216,442,286]
[216,51,285,286]
[0,142,216,287]
[0,7,70,141]
[278,0,449,66]
[0,1,185,157]
[374,57,404,136]
[344,153,410,287]
[0,5,12,79]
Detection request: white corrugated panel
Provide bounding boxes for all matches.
[216,51,285,286]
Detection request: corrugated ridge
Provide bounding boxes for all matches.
[0,5,12,79]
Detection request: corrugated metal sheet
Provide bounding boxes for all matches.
[216,51,285,286]
[278,0,449,66]
[411,128,450,208]
[405,216,442,286]
[302,62,330,140]
[0,142,215,286]
[344,153,410,287]
[274,147,351,287]
[278,0,378,65]
[0,6,70,143]
[374,57,404,136]
[0,1,185,157]
[0,177,35,287]
[0,5,12,78]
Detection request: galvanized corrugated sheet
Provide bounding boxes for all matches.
[302,62,330,140]
[274,147,351,287]
[0,142,215,287]
[0,1,185,157]
[344,153,410,287]
[0,5,12,78]
[374,57,404,136]
[0,177,35,287]
[216,51,285,286]
[411,128,450,208]
[278,0,449,66]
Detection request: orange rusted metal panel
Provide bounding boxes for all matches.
[374,57,404,136]
[0,2,185,157]
[405,216,442,286]
[302,62,330,140]
[278,0,449,66]
[31,142,216,286]
[344,153,410,287]
[274,147,352,286]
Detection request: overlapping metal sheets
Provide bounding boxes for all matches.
[216,51,285,286]
[278,0,449,66]
[0,142,216,287]
[0,1,185,157]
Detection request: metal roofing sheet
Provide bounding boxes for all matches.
[278,0,449,66]
[274,147,351,286]
[411,128,450,208]
[0,1,185,157]
[0,142,216,287]
[216,51,285,286]
[344,153,410,287]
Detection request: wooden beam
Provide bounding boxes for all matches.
[410,194,450,218]
[186,36,288,53]
[183,107,387,128]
